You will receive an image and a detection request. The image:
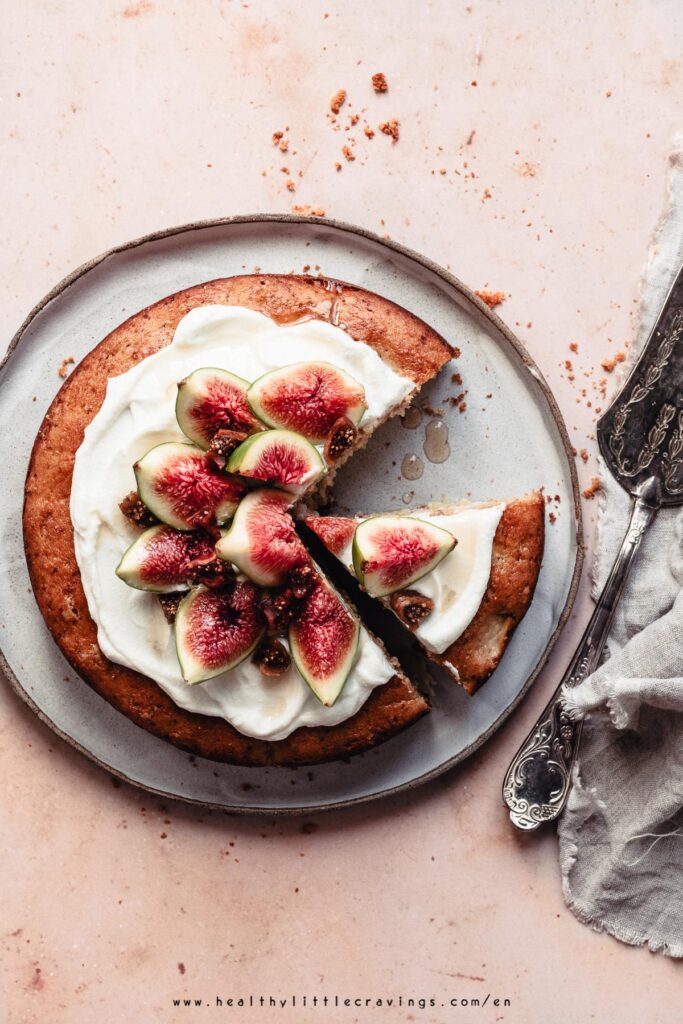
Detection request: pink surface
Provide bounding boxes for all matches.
[2,2,682,1021]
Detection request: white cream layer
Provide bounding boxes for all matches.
[71,305,414,741]
[336,504,506,656]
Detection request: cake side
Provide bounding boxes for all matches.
[437,492,545,694]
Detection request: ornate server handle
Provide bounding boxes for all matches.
[502,476,660,831]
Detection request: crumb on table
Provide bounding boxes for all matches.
[292,204,326,217]
[330,89,347,114]
[372,72,388,93]
[379,118,400,142]
[582,477,602,499]
[601,351,626,372]
[475,289,506,309]
[58,356,75,378]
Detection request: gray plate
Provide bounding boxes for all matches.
[0,215,582,814]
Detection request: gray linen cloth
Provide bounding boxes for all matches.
[558,139,683,957]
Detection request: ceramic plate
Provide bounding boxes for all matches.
[0,215,582,814]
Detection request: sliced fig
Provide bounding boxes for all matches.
[247,361,367,443]
[304,515,357,556]
[134,442,245,530]
[289,574,360,706]
[352,515,456,597]
[176,367,263,449]
[174,580,265,685]
[116,524,217,593]
[252,637,291,677]
[227,430,324,495]
[215,489,309,586]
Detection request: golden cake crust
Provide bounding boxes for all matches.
[436,494,546,694]
[23,274,452,766]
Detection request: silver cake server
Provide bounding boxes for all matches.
[503,264,683,831]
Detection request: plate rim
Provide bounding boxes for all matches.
[0,212,584,815]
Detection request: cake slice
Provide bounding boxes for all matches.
[304,493,545,695]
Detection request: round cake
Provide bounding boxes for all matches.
[23,274,456,766]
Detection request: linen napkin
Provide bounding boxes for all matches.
[558,138,683,957]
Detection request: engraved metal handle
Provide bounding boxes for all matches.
[502,476,661,831]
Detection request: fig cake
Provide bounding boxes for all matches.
[23,272,546,767]
[24,274,455,767]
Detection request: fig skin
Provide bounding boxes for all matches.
[289,574,360,706]
[227,429,324,496]
[352,514,456,597]
[174,580,265,685]
[246,361,367,443]
[176,367,263,450]
[134,441,245,531]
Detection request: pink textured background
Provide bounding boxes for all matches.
[1,3,681,1021]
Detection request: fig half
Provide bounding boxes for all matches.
[134,442,245,530]
[176,367,264,450]
[352,514,456,597]
[289,573,360,706]
[116,524,216,593]
[174,580,265,685]
[227,429,324,496]
[215,488,309,587]
[247,361,367,443]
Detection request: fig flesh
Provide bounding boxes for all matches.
[215,489,309,587]
[134,442,245,530]
[304,515,357,556]
[227,429,324,496]
[174,580,265,685]
[176,367,263,450]
[352,515,455,597]
[116,524,216,593]
[289,573,360,706]
[247,361,366,443]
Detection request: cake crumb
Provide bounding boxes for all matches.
[549,511,557,524]
[342,144,355,162]
[379,118,400,142]
[451,372,463,386]
[272,130,284,144]
[601,351,626,372]
[582,477,602,499]
[292,204,326,217]
[372,72,388,93]
[569,342,579,353]
[58,356,75,377]
[278,137,289,152]
[579,448,588,463]
[363,124,375,139]
[330,89,347,115]
[285,179,295,192]
[177,963,186,975]
[335,161,342,171]
[475,290,505,309]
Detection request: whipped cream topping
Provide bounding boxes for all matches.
[71,305,414,741]
[335,504,506,656]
